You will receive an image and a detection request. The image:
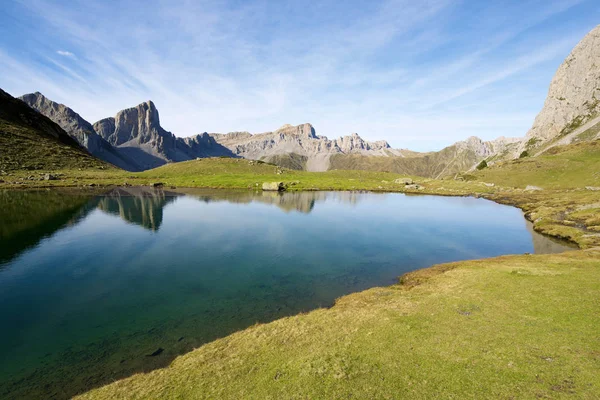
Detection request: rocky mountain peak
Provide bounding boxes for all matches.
[96,100,166,147]
[276,123,317,139]
[523,24,600,149]
[19,91,103,153]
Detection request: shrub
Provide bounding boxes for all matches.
[519,151,529,159]
[476,160,488,170]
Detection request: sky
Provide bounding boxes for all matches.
[0,0,599,151]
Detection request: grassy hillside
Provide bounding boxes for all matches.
[78,250,600,400]
[330,144,484,179]
[260,153,308,170]
[0,89,112,172]
[472,140,600,189]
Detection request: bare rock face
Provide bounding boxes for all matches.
[19,92,140,171]
[20,92,104,154]
[93,101,234,169]
[522,24,600,152]
[455,136,522,162]
[93,117,115,141]
[210,123,399,171]
[101,101,165,146]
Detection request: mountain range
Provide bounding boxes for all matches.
[4,24,600,178]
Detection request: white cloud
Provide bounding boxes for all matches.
[56,50,76,58]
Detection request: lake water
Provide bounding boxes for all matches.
[0,188,572,399]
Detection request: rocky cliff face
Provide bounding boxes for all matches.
[522,24,600,153]
[19,93,141,171]
[20,92,105,154]
[93,101,233,169]
[98,101,166,146]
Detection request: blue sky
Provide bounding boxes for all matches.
[0,0,598,151]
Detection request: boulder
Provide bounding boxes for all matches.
[262,182,285,191]
[152,182,164,188]
[44,174,57,181]
[395,177,414,185]
[585,186,600,191]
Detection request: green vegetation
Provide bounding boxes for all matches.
[0,120,111,172]
[329,144,485,178]
[473,140,600,189]
[476,159,488,170]
[78,250,600,400]
[260,153,308,170]
[519,150,529,158]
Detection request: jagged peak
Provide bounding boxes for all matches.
[275,122,317,139]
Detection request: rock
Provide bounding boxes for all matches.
[152,182,164,188]
[519,25,600,153]
[525,185,544,191]
[19,92,139,171]
[91,100,233,170]
[585,186,600,191]
[262,182,285,191]
[44,174,57,181]
[482,182,495,187]
[405,184,424,190]
[0,180,4,183]
[395,178,413,185]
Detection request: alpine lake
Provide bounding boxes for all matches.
[0,188,573,399]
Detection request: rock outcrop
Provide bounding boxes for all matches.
[19,92,141,171]
[210,123,406,172]
[521,24,600,154]
[94,101,234,169]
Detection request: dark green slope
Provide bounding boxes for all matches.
[0,89,111,172]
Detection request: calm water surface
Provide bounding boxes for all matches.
[0,188,572,399]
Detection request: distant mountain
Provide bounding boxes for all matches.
[208,123,520,177]
[19,92,141,171]
[0,89,109,172]
[93,101,234,169]
[210,123,411,171]
[329,136,521,178]
[519,24,600,156]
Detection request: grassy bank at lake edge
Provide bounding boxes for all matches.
[77,249,600,400]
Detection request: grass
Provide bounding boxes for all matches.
[0,120,111,172]
[77,250,600,400]
[472,140,600,189]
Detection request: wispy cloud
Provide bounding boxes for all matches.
[56,50,76,58]
[0,0,597,151]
